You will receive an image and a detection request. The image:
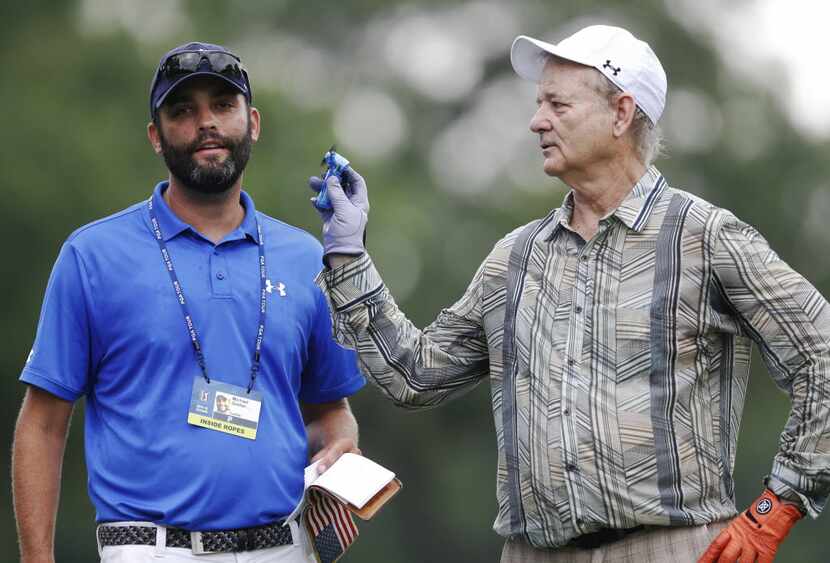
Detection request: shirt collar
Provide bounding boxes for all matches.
[237,190,260,243]
[149,181,259,243]
[611,166,666,232]
[543,166,667,241]
[543,195,575,242]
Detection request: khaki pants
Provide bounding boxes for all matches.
[501,521,728,563]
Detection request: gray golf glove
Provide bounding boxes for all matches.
[308,167,369,259]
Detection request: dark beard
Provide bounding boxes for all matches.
[159,120,253,195]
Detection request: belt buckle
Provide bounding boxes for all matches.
[190,531,214,555]
[191,529,254,554]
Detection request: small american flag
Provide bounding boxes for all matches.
[304,488,359,563]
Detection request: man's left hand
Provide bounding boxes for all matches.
[310,437,361,475]
[308,168,369,259]
[698,489,802,563]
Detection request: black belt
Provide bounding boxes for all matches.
[569,525,645,549]
[97,521,292,554]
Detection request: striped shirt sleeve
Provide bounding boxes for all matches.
[315,253,489,409]
[712,212,830,517]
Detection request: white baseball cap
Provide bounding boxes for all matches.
[510,25,667,124]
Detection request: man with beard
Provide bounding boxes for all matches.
[312,25,830,562]
[12,42,365,563]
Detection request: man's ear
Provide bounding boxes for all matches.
[249,106,261,143]
[147,120,163,155]
[612,92,637,138]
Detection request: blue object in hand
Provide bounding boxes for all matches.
[315,147,351,211]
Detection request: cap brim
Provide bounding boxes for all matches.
[154,71,249,112]
[510,35,595,82]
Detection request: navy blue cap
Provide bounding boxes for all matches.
[149,41,252,119]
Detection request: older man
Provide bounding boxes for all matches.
[312,25,830,562]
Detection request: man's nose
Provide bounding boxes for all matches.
[195,105,219,131]
[530,107,551,133]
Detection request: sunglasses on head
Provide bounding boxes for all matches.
[158,51,247,83]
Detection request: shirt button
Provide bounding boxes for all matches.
[566,463,578,473]
[216,272,225,280]
[568,359,575,366]
[563,407,571,415]
[580,255,589,262]
[213,250,219,256]
[574,306,583,314]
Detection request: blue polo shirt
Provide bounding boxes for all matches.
[20,182,364,530]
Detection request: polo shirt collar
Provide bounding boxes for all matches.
[151,182,188,242]
[543,166,667,241]
[237,190,260,243]
[150,181,259,243]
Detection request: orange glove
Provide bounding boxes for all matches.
[698,489,802,563]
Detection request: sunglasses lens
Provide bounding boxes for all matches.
[163,52,199,76]
[206,53,243,77]
[161,52,243,81]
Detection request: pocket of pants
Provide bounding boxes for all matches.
[100,545,161,562]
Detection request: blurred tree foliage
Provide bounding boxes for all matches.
[2,1,828,561]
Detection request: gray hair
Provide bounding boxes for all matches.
[592,71,665,166]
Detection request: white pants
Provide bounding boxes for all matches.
[97,521,317,563]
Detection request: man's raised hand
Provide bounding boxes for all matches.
[309,168,369,260]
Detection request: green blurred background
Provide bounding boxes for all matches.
[3,0,829,561]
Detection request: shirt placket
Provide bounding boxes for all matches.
[560,226,608,532]
[524,235,572,545]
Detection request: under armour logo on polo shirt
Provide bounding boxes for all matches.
[266,280,287,297]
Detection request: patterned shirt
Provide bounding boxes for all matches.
[316,167,830,548]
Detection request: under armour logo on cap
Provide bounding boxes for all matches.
[603,60,621,76]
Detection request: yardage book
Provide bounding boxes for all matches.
[289,454,402,563]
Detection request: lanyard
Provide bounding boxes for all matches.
[147,196,267,393]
